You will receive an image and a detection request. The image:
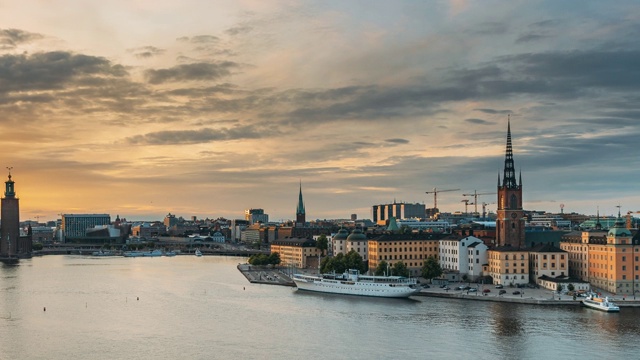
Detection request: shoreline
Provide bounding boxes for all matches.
[237,265,640,307]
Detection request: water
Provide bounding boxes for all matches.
[2,256,640,360]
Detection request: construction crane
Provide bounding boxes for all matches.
[481,202,496,220]
[462,190,496,216]
[425,188,460,210]
[461,199,474,214]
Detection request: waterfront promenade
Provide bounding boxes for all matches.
[237,265,640,307]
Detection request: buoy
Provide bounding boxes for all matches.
[137,297,139,301]
[43,307,46,312]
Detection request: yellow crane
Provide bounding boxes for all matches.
[462,190,496,216]
[425,188,460,209]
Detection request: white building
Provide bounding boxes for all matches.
[439,236,487,280]
[331,228,350,257]
[467,240,489,281]
[345,228,368,261]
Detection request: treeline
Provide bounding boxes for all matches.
[320,250,367,274]
[248,252,281,266]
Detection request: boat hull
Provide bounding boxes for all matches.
[581,299,620,312]
[293,275,421,298]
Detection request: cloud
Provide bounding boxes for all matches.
[225,25,253,36]
[177,35,220,44]
[385,138,410,144]
[465,118,493,125]
[0,28,44,49]
[128,46,166,58]
[144,61,240,84]
[124,125,281,145]
[0,51,128,94]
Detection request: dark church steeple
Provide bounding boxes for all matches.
[296,181,306,226]
[502,118,518,189]
[496,117,525,248]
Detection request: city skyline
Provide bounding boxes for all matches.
[0,1,639,222]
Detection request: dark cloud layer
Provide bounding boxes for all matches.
[0,51,127,93]
[125,125,280,145]
[0,28,43,49]
[144,62,239,84]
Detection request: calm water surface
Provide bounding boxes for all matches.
[1,256,639,360]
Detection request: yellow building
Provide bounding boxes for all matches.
[487,246,530,286]
[529,243,568,285]
[560,230,607,281]
[270,238,321,269]
[367,233,444,277]
[560,215,640,295]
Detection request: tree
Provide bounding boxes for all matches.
[268,252,281,265]
[557,283,564,293]
[316,235,329,256]
[567,283,575,292]
[391,261,410,277]
[421,256,443,282]
[345,250,366,273]
[374,260,389,276]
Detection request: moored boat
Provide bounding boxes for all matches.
[292,269,421,298]
[582,295,620,312]
[195,249,203,257]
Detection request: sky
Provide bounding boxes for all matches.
[0,0,639,223]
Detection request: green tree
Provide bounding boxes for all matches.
[316,235,329,256]
[557,283,564,293]
[32,242,43,251]
[391,261,410,277]
[421,255,443,282]
[268,252,281,265]
[374,260,389,276]
[345,250,366,273]
[567,283,575,292]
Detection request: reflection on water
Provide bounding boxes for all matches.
[488,302,524,337]
[2,256,640,360]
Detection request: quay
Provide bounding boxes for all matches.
[237,263,295,287]
[236,265,640,307]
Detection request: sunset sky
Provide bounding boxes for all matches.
[1,0,639,222]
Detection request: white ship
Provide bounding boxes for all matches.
[292,269,421,298]
[581,295,620,312]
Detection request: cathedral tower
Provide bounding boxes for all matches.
[496,119,525,248]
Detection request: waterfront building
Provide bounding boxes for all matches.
[467,241,488,281]
[295,182,306,226]
[131,222,165,239]
[60,214,111,243]
[438,236,488,281]
[496,119,525,248]
[367,233,445,277]
[560,213,639,295]
[245,208,268,225]
[537,276,590,293]
[487,246,530,286]
[270,238,320,269]
[528,243,568,284]
[560,230,607,281]
[372,202,425,225]
[30,226,55,244]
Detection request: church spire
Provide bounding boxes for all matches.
[502,115,518,189]
[296,181,306,225]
